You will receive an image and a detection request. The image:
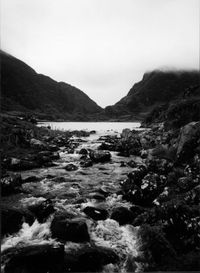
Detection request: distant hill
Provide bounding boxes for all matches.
[0,51,102,120]
[104,70,200,120]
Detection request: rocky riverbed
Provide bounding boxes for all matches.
[1,115,200,272]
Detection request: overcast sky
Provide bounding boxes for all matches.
[1,0,199,107]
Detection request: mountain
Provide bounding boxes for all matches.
[0,51,102,120]
[105,70,200,120]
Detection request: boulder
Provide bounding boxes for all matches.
[83,207,108,221]
[79,148,88,155]
[64,163,78,171]
[51,214,90,242]
[110,206,134,225]
[1,206,34,236]
[4,244,65,273]
[176,121,200,162]
[30,138,47,150]
[28,199,55,223]
[64,245,118,272]
[89,150,111,163]
[80,158,93,167]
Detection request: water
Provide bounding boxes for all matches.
[38,121,141,134]
[1,122,142,272]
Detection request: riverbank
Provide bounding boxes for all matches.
[1,114,200,272]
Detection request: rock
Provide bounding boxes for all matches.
[28,199,55,223]
[127,160,137,168]
[177,177,193,192]
[3,244,65,273]
[51,214,90,242]
[64,245,118,272]
[120,161,126,167]
[130,205,146,218]
[65,163,78,171]
[152,144,176,161]
[110,207,134,225]
[88,193,106,200]
[80,158,93,167]
[30,138,47,150]
[89,150,111,163]
[79,148,88,155]
[48,144,59,152]
[83,207,108,221]
[1,206,34,236]
[1,174,23,196]
[176,121,200,162]
[23,176,41,183]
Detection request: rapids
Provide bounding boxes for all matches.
[1,122,142,272]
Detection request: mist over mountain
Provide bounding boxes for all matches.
[1,50,102,120]
[104,70,200,120]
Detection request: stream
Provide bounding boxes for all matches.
[1,122,143,272]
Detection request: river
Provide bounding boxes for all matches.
[2,122,143,272]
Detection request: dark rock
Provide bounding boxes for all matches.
[127,160,137,168]
[88,193,106,200]
[130,205,146,218]
[28,199,55,223]
[83,207,108,221]
[176,121,200,162]
[51,214,90,242]
[79,148,88,155]
[110,207,134,225]
[120,161,126,167]
[64,163,78,171]
[89,150,111,163]
[4,244,65,273]
[1,174,23,196]
[1,206,34,236]
[23,176,41,183]
[48,144,59,152]
[80,158,93,167]
[177,177,194,192]
[64,245,118,272]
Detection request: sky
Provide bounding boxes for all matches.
[1,0,199,107]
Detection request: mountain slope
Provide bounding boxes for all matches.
[0,51,102,120]
[105,70,200,119]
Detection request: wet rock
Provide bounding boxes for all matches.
[1,174,23,196]
[4,244,65,273]
[83,206,108,221]
[23,176,41,183]
[80,158,93,167]
[28,199,55,223]
[118,129,142,156]
[7,158,40,171]
[127,160,137,168]
[64,163,78,171]
[1,206,34,236]
[88,192,106,201]
[30,138,47,150]
[79,148,88,155]
[51,214,90,242]
[48,144,59,152]
[98,142,116,151]
[130,205,146,219]
[64,245,118,272]
[110,207,134,225]
[89,150,111,163]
